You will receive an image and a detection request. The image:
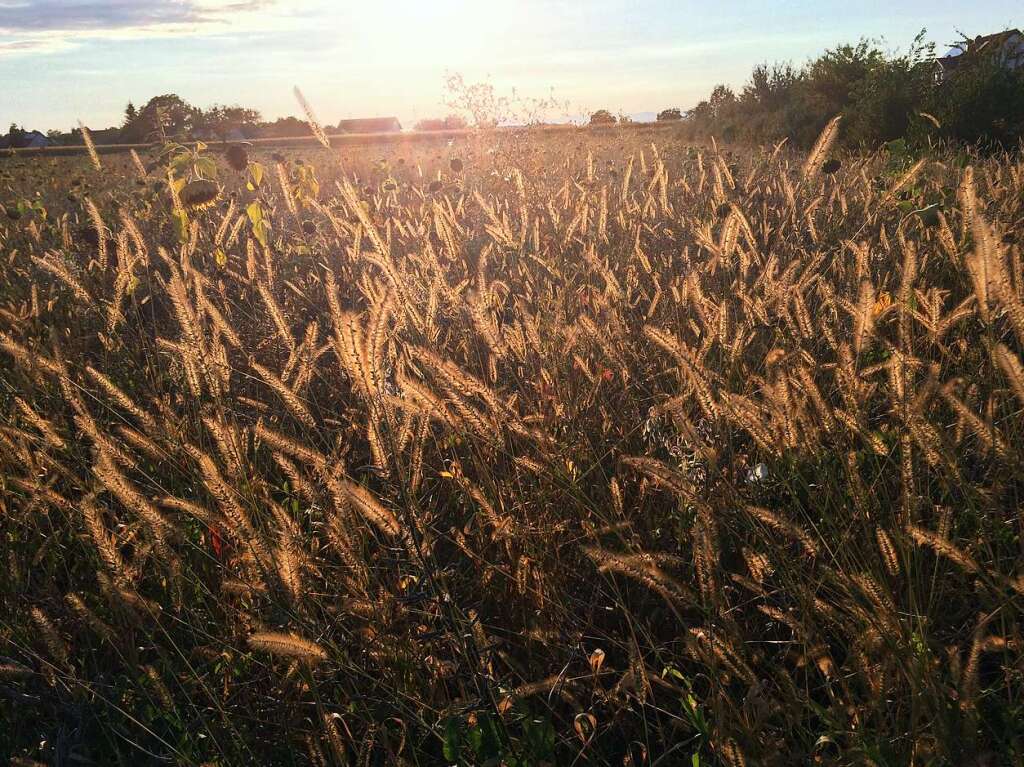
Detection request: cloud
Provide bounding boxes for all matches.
[0,0,288,56]
[0,0,275,32]
[0,35,72,55]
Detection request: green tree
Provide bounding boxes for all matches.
[256,116,306,138]
[657,108,682,121]
[196,104,262,141]
[121,94,199,143]
[589,109,616,125]
[842,33,935,147]
[925,33,1024,147]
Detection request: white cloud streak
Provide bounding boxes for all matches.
[0,0,304,57]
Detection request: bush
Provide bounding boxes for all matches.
[926,57,1024,147]
[684,29,1024,150]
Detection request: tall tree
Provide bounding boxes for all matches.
[121,94,199,143]
[196,104,262,141]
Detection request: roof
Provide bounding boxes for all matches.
[938,29,1022,67]
[0,130,52,149]
[336,117,402,133]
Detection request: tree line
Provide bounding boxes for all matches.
[14,29,1024,150]
[26,94,477,146]
[676,30,1024,149]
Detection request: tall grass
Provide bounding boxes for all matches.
[1,123,1023,765]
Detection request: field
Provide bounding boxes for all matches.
[1,125,1024,766]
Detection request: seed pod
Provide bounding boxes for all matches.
[226,144,249,172]
[180,179,221,211]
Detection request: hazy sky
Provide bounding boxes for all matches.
[1,1,1020,132]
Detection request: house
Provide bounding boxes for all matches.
[0,129,53,149]
[336,117,401,134]
[936,29,1024,81]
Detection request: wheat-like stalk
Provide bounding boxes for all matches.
[293,87,332,149]
[802,115,841,181]
[77,121,102,171]
[248,631,327,663]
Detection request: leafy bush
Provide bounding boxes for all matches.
[686,29,1024,150]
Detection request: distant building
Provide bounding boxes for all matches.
[0,130,53,149]
[936,29,1024,81]
[336,117,402,134]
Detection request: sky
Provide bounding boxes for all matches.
[1,0,1020,133]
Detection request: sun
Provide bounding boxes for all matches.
[328,0,497,72]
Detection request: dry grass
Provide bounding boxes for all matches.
[1,125,1023,765]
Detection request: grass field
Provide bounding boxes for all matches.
[1,125,1024,766]
[0,122,678,160]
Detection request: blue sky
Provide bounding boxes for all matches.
[1,1,1020,132]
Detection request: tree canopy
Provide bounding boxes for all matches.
[414,115,468,131]
[121,94,199,143]
[194,104,262,140]
[681,29,1024,149]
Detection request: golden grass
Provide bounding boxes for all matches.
[1,122,1023,764]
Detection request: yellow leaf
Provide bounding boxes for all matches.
[873,291,892,318]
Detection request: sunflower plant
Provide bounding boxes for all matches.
[160,141,223,243]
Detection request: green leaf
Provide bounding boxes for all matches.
[170,153,192,173]
[195,156,218,180]
[247,202,270,248]
[172,209,189,244]
[442,717,462,762]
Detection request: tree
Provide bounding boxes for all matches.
[842,33,935,147]
[794,40,885,145]
[708,85,737,117]
[685,84,737,138]
[121,94,199,143]
[926,48,1024,147]
[196,104,262,141]
[589,109,616,125]
[124,102,137,126]
[414,114,469,131]
[256,116,307,139]
[657,108,682,121]
[680,32,955,149]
